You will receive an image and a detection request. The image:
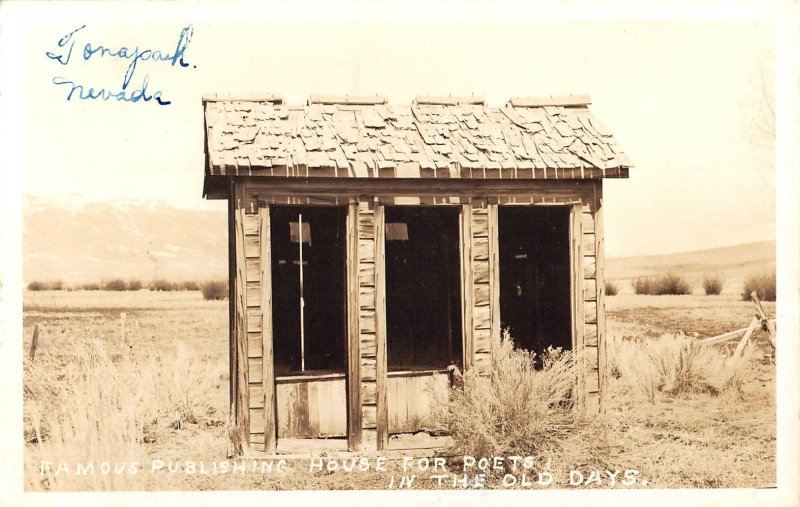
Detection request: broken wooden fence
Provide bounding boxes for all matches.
[699,292,775,358]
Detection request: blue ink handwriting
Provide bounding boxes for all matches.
[46,25,195,106]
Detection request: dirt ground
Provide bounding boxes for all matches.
[22,290,776,490]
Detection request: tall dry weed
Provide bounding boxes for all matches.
[24,340,226,491]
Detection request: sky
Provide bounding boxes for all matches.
[9,4,777,257]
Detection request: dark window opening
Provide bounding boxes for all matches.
[270,206,347,376]
[498,207,572,357]
[385,207,462,371]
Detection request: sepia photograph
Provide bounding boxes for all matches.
[1,1,798,505]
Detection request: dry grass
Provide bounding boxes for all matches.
[22,290,775,490]
[604,280,619,296]
[609,333,754,403]
[24,339,227,491]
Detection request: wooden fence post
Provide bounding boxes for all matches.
[120,312,127,345]
[29,324,39,361]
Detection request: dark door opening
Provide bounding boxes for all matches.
[384,207,463,370]
[498,207,572,356]
[270,206,347,375]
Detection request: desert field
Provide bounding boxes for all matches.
[22,289,776,491]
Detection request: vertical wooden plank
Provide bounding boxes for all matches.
[397,376,409,432]
[346,202,362,450]
[460,204,474,371]
[488,203,501,350]
[388,377,398,433]
[259,205,277,452]
[374,204,389,450]
[407,376,419,428]
[594,181,607,414]
[233,181,251,454]
[570,203,586,413]
[227,180,237,444]
[333,378,347,436]
[307,381,320,436]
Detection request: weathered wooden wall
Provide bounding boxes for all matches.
[229,179,607,456]
[275,375,347,438]
[356,202,380,450]
[233,188,278,453]
[387,370,450,433]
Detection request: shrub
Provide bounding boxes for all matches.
[180,281,200,291]
[632,277,656,295]
[101,279,127,291]
[656,273,691,295]
[702,276,723,295]
[632,274,691,295]
[611,333,753,403]
[126,279,143,291]
[78,282,101,291]
[434,331,579,460]
[742,272,776,302]
[27,281,64,291]
[201,280,228,301]
[604,280,619,296]
[149,279,175,291]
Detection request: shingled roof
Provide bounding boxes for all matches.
[203,94,631,190]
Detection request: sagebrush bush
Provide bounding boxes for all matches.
[632,277,656,295]
[702,276,723,295]
[742,272,776,302]
[102,278,128,291]
[657,273,691,295]
[78,282,100,291]
[632,274,691,295]
[605,280,619,296]
[201,280,228,300]
[180,281,200,291]
[149,279,175,291]
[434,332,579,461]
[27,281,46,291]
[126,279,143,291]
[610,333,753,404]
[27,281,63,291]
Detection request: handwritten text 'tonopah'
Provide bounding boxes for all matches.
[46,25,195,106]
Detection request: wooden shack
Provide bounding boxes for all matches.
[202,93,631,455]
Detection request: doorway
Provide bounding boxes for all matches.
[498,206,572,356]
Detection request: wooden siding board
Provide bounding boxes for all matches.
[374,204,389,450]
[488,204,501,353]
[570,204,586,411]
[594,181,607,414]
[346,202,362,450]
[234,182,251,453]
[460,204,474,371]
[260,205,277,451]
[584,278,598,302]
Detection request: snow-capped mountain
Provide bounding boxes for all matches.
[23,195,228,283]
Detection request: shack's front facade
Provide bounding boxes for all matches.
[202,94,630,455]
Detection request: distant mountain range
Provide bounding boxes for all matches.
[22,195,776,287]
[23,195,228,283]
